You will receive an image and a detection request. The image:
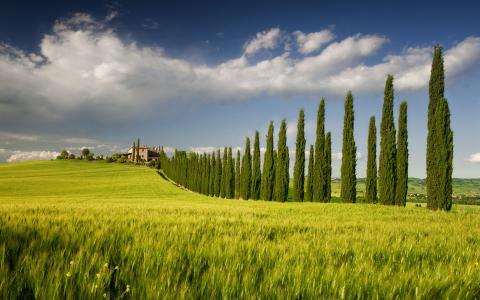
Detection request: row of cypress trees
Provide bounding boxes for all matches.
[159,47,452,209]
[363,75,409,206]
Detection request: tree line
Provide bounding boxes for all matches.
[159,46,453,211]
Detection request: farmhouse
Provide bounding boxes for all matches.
[128,145,161,162]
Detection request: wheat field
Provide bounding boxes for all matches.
[1,160,480,299]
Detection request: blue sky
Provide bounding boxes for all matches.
[0,0,479,178]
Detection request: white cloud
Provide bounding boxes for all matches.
[0,13,479,133]
[294,30,335,54]
[0,149,60,162]
[467,153,480,163]
[190,146,217,154]
[243,28,282,55]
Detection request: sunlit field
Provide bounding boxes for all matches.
[1,160,480,298]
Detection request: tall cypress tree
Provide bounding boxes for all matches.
[251,131,261,200]
[209,152,215,196]
[396,102,408,206]
[235,150,241,199]
[435,98,453,211]
[136,138,141,163]
[229,147,235,199]
[261,121,275,201]
[203,154,209,194]
[220,147,228,198]
[214,149,222,197]
[427,46,444,210]
[427,46,453,211]
[366,116,378,203]
[274,119,289,202]
[313,99,325,201]
[224,148,231,198]
[241,137,252,200]
[305,145,314,201]
[324,132,332,202]
[293,109,306,201]
[378,75,397,205]
[341,91,356,203]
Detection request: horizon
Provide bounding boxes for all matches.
[1,0,480,178]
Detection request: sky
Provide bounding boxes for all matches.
[0,0,479,178]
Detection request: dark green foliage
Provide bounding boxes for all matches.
[241,137,252,200]
[209,153,215,196]
[260,121,275,201]
[378,75,397,205]
[226,147,235,199]
[434,98,454,210]
[324,132,332,202]
[214,150,222,197]
[313,99,326,201]
[136,138,140,163]
[395,102,408,206]
[274,119,289,202]
[293,109,306,201]
[251,131,261,200]
[235,150,241,199]
[366,116,378,203]
[305,145,314,201]
[341,91,356,203]
[427,46,453,211]
[220,147,227,198]
[426,47,445,207]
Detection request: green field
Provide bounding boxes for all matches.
[1,160,480,298]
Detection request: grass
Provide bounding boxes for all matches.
[1,160,480,298]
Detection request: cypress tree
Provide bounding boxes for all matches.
[341,91,356,203]
[231,147,236,199]
[274,119,289,202]
[427,46,453,211]
[293,109,306,201]
[427,46,444,210]
[378,75,397,205]
[313,99,325,201]
[324,132,332,202]
[220,147,227,198]
[226,147,235,199]
[205,154,209,194]
[305,145,314,201]
[366,116,378,203]
[235,150,241,199]
[272,150,277,192]
[241,137,252,199]
[131,141,136,162]
[214,149,222,197]
[435,98,453,211]
[209,152,215,196]
[260,121,275,201]
[251,131,261,200]
[396,102,408,206]
[136,138,141,163]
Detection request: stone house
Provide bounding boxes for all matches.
[128,146,160,162]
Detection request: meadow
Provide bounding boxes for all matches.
[1,160,480,299]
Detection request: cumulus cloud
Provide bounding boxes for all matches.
[243,27,282,55]
[0,149,60,162]
[0,13,479,134]
[467,153,480,163]
[294,29,335,54]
